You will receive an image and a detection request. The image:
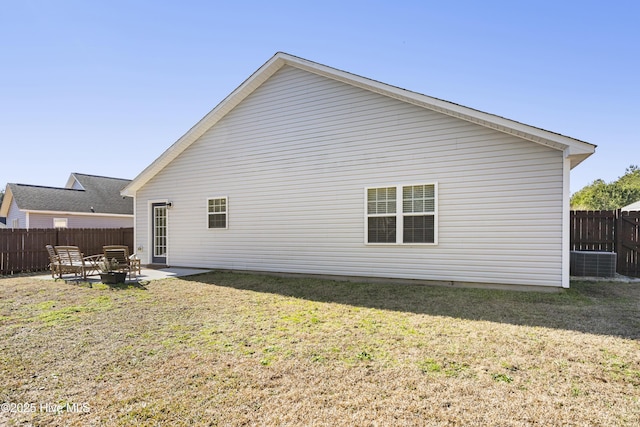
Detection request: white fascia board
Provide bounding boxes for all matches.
[122,54,288,196]
[122,52,596,195]
[21,209,133,218]
[284,53,596,165]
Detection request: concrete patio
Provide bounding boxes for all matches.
[38,267,211,284]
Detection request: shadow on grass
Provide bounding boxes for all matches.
[103,281,149,291]
[60,278,149,291]
[186,271,640,340]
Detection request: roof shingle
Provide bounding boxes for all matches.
[7,173,132,215]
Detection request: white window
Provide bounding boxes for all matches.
[53,218,68,228]
[366,183,437,244]
[366,187,397,243]
[207,197,228,229]
[11,219,19,229]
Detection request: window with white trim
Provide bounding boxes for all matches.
[207,197,228,229]
[367,187,397,243]
[366,183,437,244]
[53,218,68,228]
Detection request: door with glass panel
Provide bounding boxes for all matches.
[152,203,168,265]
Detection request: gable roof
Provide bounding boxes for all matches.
[0,173,133,216]
[122,52,596,196]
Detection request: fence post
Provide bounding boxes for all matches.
[613,209,622,254]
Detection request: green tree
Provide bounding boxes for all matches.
[571,165,640,210]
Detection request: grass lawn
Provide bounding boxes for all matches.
[1,271,639,426]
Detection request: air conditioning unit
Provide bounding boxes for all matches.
[570,251,617,278]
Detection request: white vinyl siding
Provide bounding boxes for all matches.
[27,214,132,229]
[134,65,565,288]
[6,198,26,229]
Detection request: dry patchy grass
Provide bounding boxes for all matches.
[0,272,639,426]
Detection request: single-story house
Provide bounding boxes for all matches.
[122,52,596,290]
[0,173,133,229]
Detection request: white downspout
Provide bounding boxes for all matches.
[562,154,571,288]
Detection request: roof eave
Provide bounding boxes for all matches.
[19,209,134,217]
[122,52,596,195]
[566,151,595,169]
[122,54,289,196]
[0,186,13,217]
[284,53,596,163]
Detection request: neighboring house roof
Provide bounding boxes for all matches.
[0,217,6,227]
[122,52,596,196]
[0,173,133,217]
[622,200,640,211]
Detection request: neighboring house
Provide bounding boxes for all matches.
[622,200,640,211]
[0,217,6,228]
[122,52,595,290]
[0,173,133,229]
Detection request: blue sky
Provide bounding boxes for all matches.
[1,0,638,195]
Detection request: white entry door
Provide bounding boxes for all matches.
[152,203,167,265]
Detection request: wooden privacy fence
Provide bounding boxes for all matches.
[570,210,640,277]
[0,228,133,275]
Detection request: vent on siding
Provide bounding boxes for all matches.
[570,251,617,278]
